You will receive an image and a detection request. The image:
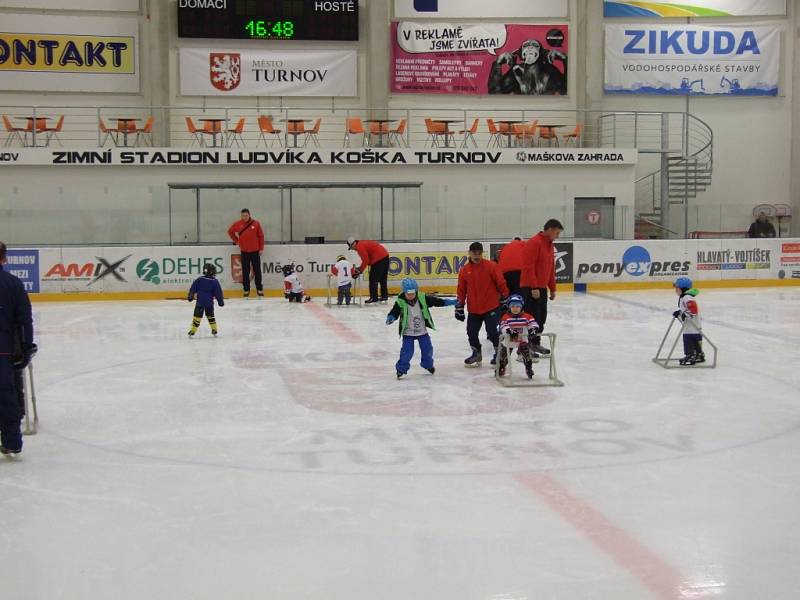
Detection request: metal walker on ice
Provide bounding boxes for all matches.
[494,332,564,387]
[652,318,718,369]
[22,363,38,435]
[325,274,362,308]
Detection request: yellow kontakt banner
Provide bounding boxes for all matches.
[0,33,135,73]
[387,252,469,281]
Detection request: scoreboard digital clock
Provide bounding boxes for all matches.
[178,0,359,41]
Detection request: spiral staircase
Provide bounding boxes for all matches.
[599,112,714,239]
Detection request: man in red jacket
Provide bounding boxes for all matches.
[497,236,525,295]
[228,208,265,297]
[347,237,390,304]
[520,219,563,354]
[456,241,509,367]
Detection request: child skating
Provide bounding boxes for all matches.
[673,276,705,365]
[188,264,224,337]
[331,255,354,305]
[497,294,540,379]
[386,278,457,379]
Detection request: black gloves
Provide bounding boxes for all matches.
[672,310,681,319]
[454,304,465,322]
[13,343,37,370]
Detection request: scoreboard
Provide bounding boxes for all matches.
[178,0,359,41]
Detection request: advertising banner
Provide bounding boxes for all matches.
[604,24,780,96]
[394,0,568,19]
[604,0,785,17]
[5,249,39,293]
[0,14,139,93]
[28,238,799,296]
[391,22,568,95]
[0,0,138,10]
[0,147,638,167]
[179,48,357,97]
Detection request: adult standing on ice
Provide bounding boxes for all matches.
[520,219,563,355]
[0,242,36,455]
[228,208,265,298]
[347,237,390,304]
[455,241,509,368]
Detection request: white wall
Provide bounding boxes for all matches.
[0,0,797,236]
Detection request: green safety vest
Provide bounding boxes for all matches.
[395,293,434,336]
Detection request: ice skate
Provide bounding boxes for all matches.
[426,367,435,374]
[364,298,380,305]
[1,446,21,456]
[695,351,706,363]
[396,371,405,379]
[531,344,550,355]
[256,290,264,297]
[188,330,195,337]
[490,348,498,366]
[243,290,250,298]
[464,346,482,367]
[679,354,697,366]
[525,361,534,379]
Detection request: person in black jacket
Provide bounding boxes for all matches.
[748,213,776,238]
[0,242,36,455]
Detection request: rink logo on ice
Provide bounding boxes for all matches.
[6,249,39,293]
[696,248,770,271]
[43,255,131,286]
[137,257,225,286]
[577,245,690,279]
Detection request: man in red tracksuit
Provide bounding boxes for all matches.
[497,236,525,296]
[228,208,265,297]
[520,219,563,354]
[456,241,509,367]
[347,237,390,304]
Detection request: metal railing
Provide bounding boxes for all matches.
[1,104,696,150]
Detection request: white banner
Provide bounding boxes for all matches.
[604,0,785,17]
[0,14,139,93]
[179,48,357,97]
[0,148,638,167]
[0,0,138,10]
[605,24,780,96]
[394,0,568,18]
[27,238,799,295]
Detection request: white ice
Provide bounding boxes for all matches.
[2,288,800,599]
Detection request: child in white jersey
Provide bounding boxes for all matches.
[385,278,457,379]
[283,265,311,303]
[673,276,704,365]
[330,255,354,305]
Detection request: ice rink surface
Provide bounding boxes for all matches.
[2,288,800,600]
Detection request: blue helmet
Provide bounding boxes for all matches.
[507,294,524,307]
[401,278,419,295]
[674,276,693,290]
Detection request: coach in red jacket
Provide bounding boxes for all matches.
[347,237,390,304]
[520,219,563,353]
[497,236,525,295]
[227,208,265,297]
[456,241,509,367]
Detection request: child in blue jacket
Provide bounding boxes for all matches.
[188,264,225,337]
[386,278,457,379]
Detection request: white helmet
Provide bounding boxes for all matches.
[346,236,356,249]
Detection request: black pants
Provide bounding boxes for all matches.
[521,286,548,345]
[467,308,500,351]
[240,251,262,292]
[337,283,352,305]
[194,304,215,320]
[288,292,304,303]
[0,358,22,453]
[369,256,390,301]
[503,270,521,296]
[683,333,703,356]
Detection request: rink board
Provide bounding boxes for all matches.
[11,238,800,300]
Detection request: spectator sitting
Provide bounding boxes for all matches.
[748,212,776,238]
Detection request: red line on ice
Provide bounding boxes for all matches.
[515,472,706,600]
[304,301,363,344]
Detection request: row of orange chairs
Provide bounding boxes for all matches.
[3,114,65,147]
[429,118,583,148]
[185,116,322,148]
